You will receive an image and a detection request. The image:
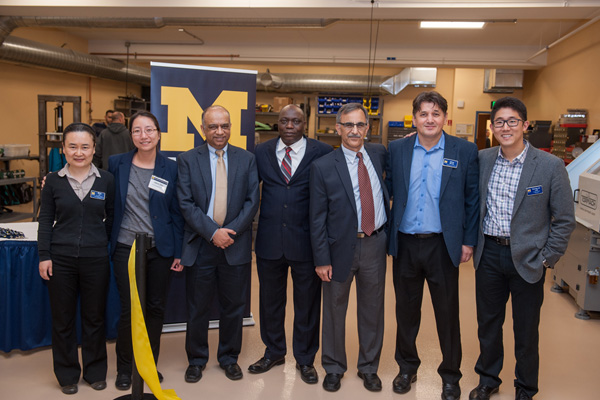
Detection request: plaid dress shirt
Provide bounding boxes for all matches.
[483,142,529,237]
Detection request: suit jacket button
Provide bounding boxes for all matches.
[284,204,288,208]
[283,223,287,227]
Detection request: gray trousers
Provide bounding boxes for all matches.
[321,230,387,375]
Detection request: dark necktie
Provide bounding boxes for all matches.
[357,152,375,236]
[281,146,292,183]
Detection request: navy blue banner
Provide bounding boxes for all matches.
[150,62,257,157]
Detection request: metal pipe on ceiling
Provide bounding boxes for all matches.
[0,35,151,85]
[0,15,436,94]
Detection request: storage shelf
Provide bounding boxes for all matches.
[0,155,39,162]
[0,176,38,223]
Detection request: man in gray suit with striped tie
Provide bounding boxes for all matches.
[469,97,575,400]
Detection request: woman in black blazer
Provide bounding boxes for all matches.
[38,123,115,395]
[108,111,184,390]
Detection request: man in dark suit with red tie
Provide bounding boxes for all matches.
[309,102,389,393]
[249,104,332,384]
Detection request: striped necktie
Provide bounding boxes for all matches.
[281,146,292,183]
[357,151,375,236]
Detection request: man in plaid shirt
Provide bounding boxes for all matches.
[470,97,575,400]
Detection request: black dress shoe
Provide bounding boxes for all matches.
[115,373,132,390]
[442,382,461,400]
[323,373,343,392]
[61,384,78,395]
[469,384,499,400]
[515,388,532,400]
[185,364,205,383]
[221,363,243,380]
[357,371,382,392]
[296,364,318,384]
[393,373,417,394]
[248,357,285,374]
[90,380,106,391]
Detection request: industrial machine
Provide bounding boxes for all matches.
[552,144,600,319]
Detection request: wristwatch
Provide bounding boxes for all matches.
[542,259,550,268]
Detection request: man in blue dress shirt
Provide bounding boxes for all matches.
[385,91,479,400]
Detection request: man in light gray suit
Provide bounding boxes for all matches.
[469,97,575,400]
[177,105,259,383]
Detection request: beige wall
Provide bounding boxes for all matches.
[452,68,524,140]
[3,20,600,177]
[524,20,600,129]
[0,28,140,177]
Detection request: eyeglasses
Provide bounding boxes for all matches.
[278,118,304,126]
[492,119,523,128]
[339,122,368,131]
[206,123,231,132]
[131,127,158,136]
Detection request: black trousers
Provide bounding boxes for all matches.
[185,248,250,367]
[113,242,173,375]
[47,253,110,386]
[474,237,545,398]
[256,256,321,366]
[393,233,462,384]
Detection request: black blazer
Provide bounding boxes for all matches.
[255,137,333,262]
[309,143,390,282]
[108,150,184,259]
[177,143,260,267]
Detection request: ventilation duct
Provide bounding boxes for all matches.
[381,67,437,95]
[257,68,437,95]
[1,16,437,95]
[0,36,151,85]
[484,69,523,93]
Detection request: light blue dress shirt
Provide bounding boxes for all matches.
[399,134,444,234]
[207,143,229,224]
[341,145,387,232]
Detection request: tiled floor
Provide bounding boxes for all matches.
[2,256,599,399]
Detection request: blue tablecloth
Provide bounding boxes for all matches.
[1,228,253,352]
[0,240,120,352]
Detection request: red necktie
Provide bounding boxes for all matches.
[357,152,375,236]
[281,146,292,183]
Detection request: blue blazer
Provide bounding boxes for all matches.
[385,133,479,266]
[255,137,333,262]
[108,150,184,259]
[177,143,260,267]
[309,143,390,282]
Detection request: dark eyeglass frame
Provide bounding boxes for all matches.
[492,118,523,128]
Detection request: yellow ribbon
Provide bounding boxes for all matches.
[128,240,181,400]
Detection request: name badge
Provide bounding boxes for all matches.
[527,185,543,196]
[149,175,168,194]
[90,190,105,200]
[443,158,458,168]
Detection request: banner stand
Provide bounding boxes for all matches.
[115,233,157,400]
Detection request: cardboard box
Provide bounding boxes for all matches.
[272,96,293,112]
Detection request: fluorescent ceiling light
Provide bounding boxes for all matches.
[420,21,486,29]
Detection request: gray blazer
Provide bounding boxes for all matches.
[177,143,260,267]
[474,144,576,283]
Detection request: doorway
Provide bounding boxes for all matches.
[475,112,498,150]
